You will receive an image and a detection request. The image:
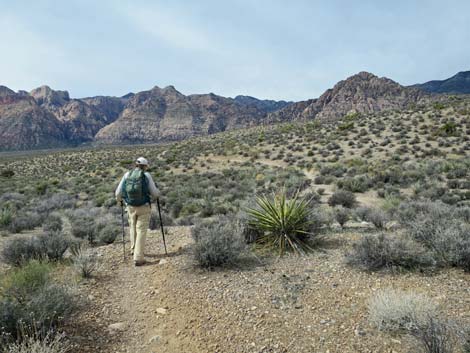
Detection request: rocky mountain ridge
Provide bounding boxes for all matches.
[410,71,470,94]
[268,72,429,122]
[1,70,460,151]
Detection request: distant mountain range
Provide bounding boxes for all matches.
[0,70,468,151]
[410,71,470,94]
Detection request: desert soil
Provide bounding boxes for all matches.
[66,226,470,353]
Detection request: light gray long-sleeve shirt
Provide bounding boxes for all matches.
[115,169,160,203]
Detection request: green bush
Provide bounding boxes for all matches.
[0,261,79,341]
[247,192,314,255]
[0,206,13,228]
[328,190,357,208]
[191,216,246,268]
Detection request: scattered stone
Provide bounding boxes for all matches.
[156,307,167,315]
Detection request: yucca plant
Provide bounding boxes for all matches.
[246,191,313,255]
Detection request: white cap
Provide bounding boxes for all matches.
[136,157,149,166]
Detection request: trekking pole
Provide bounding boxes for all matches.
[120,201,126,260]
[156,198,168,255]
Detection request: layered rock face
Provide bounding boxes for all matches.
[30,86,127,142]
[269,72,429,122]
[0,86,66,150]
[95,86,269,144]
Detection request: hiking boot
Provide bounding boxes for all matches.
[134,260,146,267]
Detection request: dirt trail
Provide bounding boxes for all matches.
[70,226,208,353]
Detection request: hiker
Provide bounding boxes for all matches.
[115,157,160,266]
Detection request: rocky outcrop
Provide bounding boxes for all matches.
[410,71,470,94]
[269,72,429,122]
[0,87,66,150]
[95,86,269,144]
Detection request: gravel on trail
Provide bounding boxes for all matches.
[67,226,470,353]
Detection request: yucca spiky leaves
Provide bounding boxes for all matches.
[246,191,313,255]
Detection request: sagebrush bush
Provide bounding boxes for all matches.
[334,206,350,228]
[37,231,70,261]
[309,206,334,232]
[42,213,63,233]
[70,216,97,244]
[8,211,44,234]
[365,208,390,230]
[368,289,437,333]
[97,224,119,244]
[347,233,435,271]
[2,237,43,266]
[1,232,70,265]
[397,200,470,269]
[191,216,246,268]
[328,190,357,208]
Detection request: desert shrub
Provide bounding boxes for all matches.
[98,224,119,244]
[149,208,175,230]
[191,216,246,268]
[398,201,469,267]
[8,211,44,234]
[247,192,314,255]
[37,231,70,261]
[410,317,456,353]
[72,248,100,278]
[309,206,334,232]
[1,237,43,266]
[354,206,371,222]
[35,193,75,214]
[347,233,435,271]
[3,332,70,353]
[328,190,357,208]
[368,289,437,333]
[338,176,372,193]
[334,206,350,228]
[365,208,390,230]
[70,215,98,244]
[42,214,63,233]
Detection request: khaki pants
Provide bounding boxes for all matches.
[127,204,151,262]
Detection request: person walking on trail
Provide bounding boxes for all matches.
[115,157,160,266]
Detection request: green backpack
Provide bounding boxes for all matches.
[122,169,150,206]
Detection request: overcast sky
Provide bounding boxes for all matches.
[1,0,469,101]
